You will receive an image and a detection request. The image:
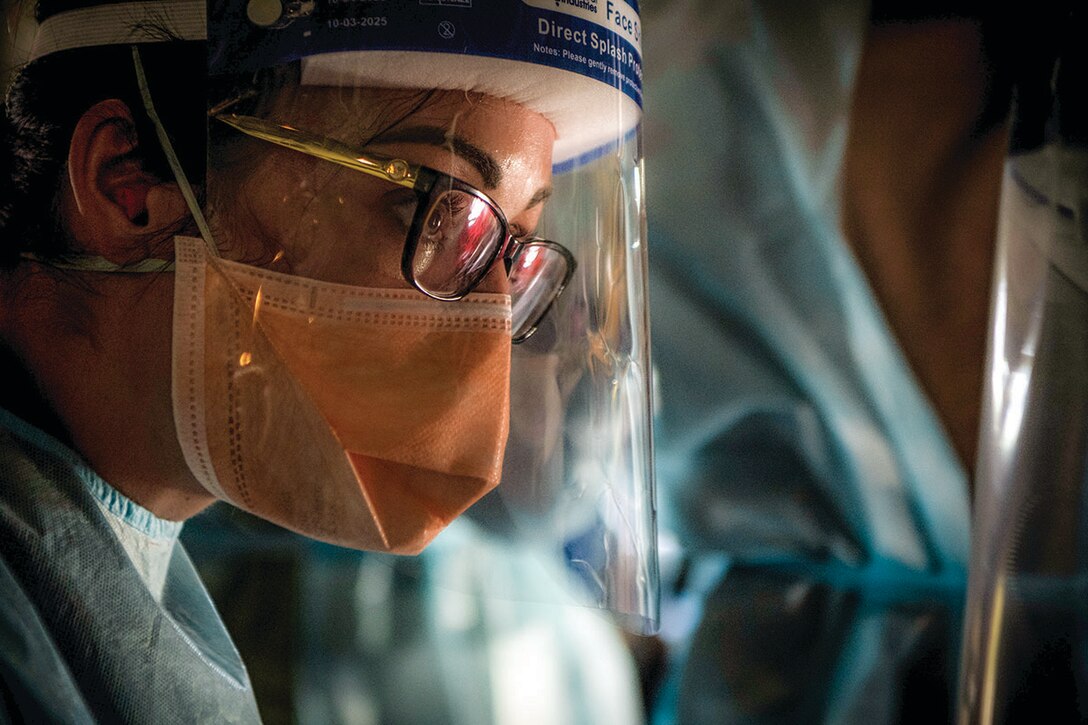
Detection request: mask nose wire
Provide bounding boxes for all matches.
[131,45,219,258]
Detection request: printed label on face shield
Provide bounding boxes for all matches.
[522,0,640,50]
[209,0,643,107]
[523,0,642,105]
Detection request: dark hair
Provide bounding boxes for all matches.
[2,15,207,266]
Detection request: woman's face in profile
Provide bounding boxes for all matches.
[207,86,557,292]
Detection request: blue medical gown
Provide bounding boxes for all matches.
[0,408,260,723]
[642,2,971,722]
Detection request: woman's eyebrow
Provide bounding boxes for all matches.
[527,186,552,209]
[368,125,502,189]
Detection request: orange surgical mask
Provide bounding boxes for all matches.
[171,236,512,553]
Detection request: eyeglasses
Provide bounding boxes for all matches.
[211,111,575,343]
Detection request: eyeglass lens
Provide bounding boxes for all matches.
[411,189,504,298]
[409,189,571,341]
[510,243,571,341]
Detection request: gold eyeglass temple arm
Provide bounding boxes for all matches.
[213,113,421,189]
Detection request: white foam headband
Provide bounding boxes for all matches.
[301,51,639,165]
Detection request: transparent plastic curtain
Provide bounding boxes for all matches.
[957,23,1088,717]
[957,144,1088,723]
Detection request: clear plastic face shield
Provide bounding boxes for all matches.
[26,0,657,632]
[207,0,657,635]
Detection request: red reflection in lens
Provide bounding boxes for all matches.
[458,198,497,263]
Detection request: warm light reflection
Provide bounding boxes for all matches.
[980,570,1007,725]
[242,286,264,370]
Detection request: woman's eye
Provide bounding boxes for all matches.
[427,209,444,233]
[423,192,468,243]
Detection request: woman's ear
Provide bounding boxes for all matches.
[63,99,188,261]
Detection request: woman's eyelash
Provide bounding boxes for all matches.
[440,195,468,216]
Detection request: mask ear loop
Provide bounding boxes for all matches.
[131,44,219,258]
